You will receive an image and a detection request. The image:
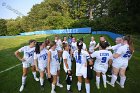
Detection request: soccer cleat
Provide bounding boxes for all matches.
[116,81,124,88]
[51,90,56,93]
[56,83,63,88]
[107,81,115,87]
[34,77,39,81]
[19,85,24,92]
[104,83,107,88]
[96,82,100,89]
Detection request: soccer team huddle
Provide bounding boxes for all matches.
[15,35,134,93]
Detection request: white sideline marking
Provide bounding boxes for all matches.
[0,63,22,74]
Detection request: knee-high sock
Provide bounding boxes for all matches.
[67,85,71,90]
[32,72,37,79]
[102,74,107,84]
[51,84,55,91]
[40,77,44,86]
[77,82,82,91]
[22,76,27,85]
[96,76,100,87]
[120,76,126,86]
[85,83,90,93]
[57,76,60,84]
[111,74,117,85]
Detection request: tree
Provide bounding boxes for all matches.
[0,19,7,36]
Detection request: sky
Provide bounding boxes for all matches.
[0,0,44,19]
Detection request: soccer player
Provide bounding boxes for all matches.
[63,36,68,44]
[54,35,63,88]
[74,41,93,93]
[89,36,96,54]
[48,41,62,93]
[62,43,73,93]
[71,37,77,53]
[107,35,134,88]
[106,37,123,77]
[94,36,110,50]
[15,40,39,92]
[79,38,87,50]
[91,42,113,89]
[34,42,48,90]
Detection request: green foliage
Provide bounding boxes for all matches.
[0,0,139,35]
[0,19,7,36]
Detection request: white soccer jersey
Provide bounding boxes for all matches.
[18,46,35,62]
[82,43,87,50]
[89,41,96,52]
[111,43,122,53]
[71,42,77,52]
[91,50,112,73]
[49,49,59,66]
[34,48,48,64]
[62,51,72,73]
[63,40,68,44]
[113,44,132,65]
[55,39,62,50]
[74,50,90,78]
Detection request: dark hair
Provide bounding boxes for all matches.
[44,38,50,46]
[99,41,108,49]
[123,35,134,54]
[100,35,104,37]
[49,41,56,49]
[77,40,83,55]
[35,42,44,54]
[29,39,36,44]
[80,38,84,42]
[62,42,68,50]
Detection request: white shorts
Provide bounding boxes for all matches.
[22,61,34,68]
[76,66,87,78]
[56,47,62,51]
[112,61,128,69]
[94,64,108,74]
[38,62,47,72]
[50,65,57,75]
[89,48,94,53]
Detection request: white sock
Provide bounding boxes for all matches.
[51,84,55,91]
[45,72,48,79]
[85,83,90,93]
[22,76,27,85]
[77,82,82,91]
[57,76,60,84]
[60,57,62,63]
[111,74,117,85]
[40,77,44,86]
[120,76,126,86]
[67,85,71,90]
[32,72,37,79]
[102,74,107,84]
[96,76,100,87]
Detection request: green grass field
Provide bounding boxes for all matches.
[0,34,140,93]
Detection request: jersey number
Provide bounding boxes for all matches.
[101,57,107,63]
[123,51,131,58]
[76,55,82,64]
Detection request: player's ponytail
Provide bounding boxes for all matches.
[123,35,134,54]
[35,42,43,54]
[77,40,83,56]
